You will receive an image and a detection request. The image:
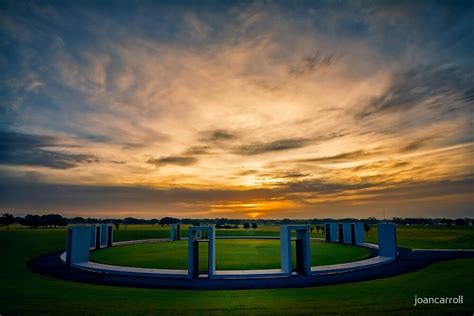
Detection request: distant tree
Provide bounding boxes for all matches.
[440,218,454,226]
[41,214,67,228]
[158,217,180,226]
[114,221,121,230]
[189,220,201,226]
[0,213,14,230]
[454,218,468,226]
[21,214,41,229]
[124,217,138,225]
[243,223,250,230]
[364,223,371,237]
[316,225,322,234]
[70,217,85,224]
[366,217,378,225]
[310,226,314,233]
[251,223,258,230]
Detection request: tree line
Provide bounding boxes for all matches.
[1,213,472,230]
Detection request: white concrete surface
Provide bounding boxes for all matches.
[188,226,216,279]
[353,222,365,244]
[66,225,90,266]
[378,223,397,258]
[311,256,395,275]
[280,225,311,276]
[324,223,338,242]
[343,223,352,244]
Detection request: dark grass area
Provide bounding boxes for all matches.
[1,226,473,315]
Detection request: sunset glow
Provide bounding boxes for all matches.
[0,1,473,218]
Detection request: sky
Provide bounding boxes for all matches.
[0,0,473,219]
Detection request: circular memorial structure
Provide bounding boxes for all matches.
[89,238,372,272]
[32,223,451,290]
[28,222,474,289]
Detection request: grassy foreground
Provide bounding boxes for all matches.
[90,239,371,271]
[1,226,473,315]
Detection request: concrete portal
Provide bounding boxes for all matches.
[324,223,338,242]
[188,226,215,279]
[280,225,311,276]
[170,224,181,241]
[378,223,397,258]
[66,226,90,266]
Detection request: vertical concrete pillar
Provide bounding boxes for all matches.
[90,224,97,249]
[170,224,176,240]
[100,224,108,247]
[66,225,90,266]
[107,225,113,247]
[338,223,344,243]
[343,223,352,244]
[208,226,216,279]
[188,228,198,278]
[378,223,397,258]
[354,222,365,244]
[280,225,292,275]
[95,225,101,250]
[324,223,338,242]
[176,224,181,240]
[296,227,311,275]
[170,224,181,241]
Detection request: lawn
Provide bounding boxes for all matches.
[75,223,474,250]
[90,239,371,271]
[364,225,474,249]
[1,225,473,315]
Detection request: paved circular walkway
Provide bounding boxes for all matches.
[28,244,474,290]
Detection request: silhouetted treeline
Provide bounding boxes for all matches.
[2,213,473,229]
[16,214,68,229]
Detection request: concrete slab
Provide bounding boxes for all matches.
[378,223,397,258]
[324,223,338,242]
[353,222,365,244]
[311,256,395,275]
[66,225,90,266]
[213,269,287,279]
[342,223,352,244]
[75,261,188,278]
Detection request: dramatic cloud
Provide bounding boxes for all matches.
[148,156,197,167]
[357,65,474,119]
[199,129,237,143]
[0,1,472,218]
[235,138,312,155]
[0,131,97,169]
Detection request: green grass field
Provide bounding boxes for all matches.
[364,225,474,249]
[59,223,474,249]
[111,224,474,249]
[1,225,473,315]
[90,239,371,271]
